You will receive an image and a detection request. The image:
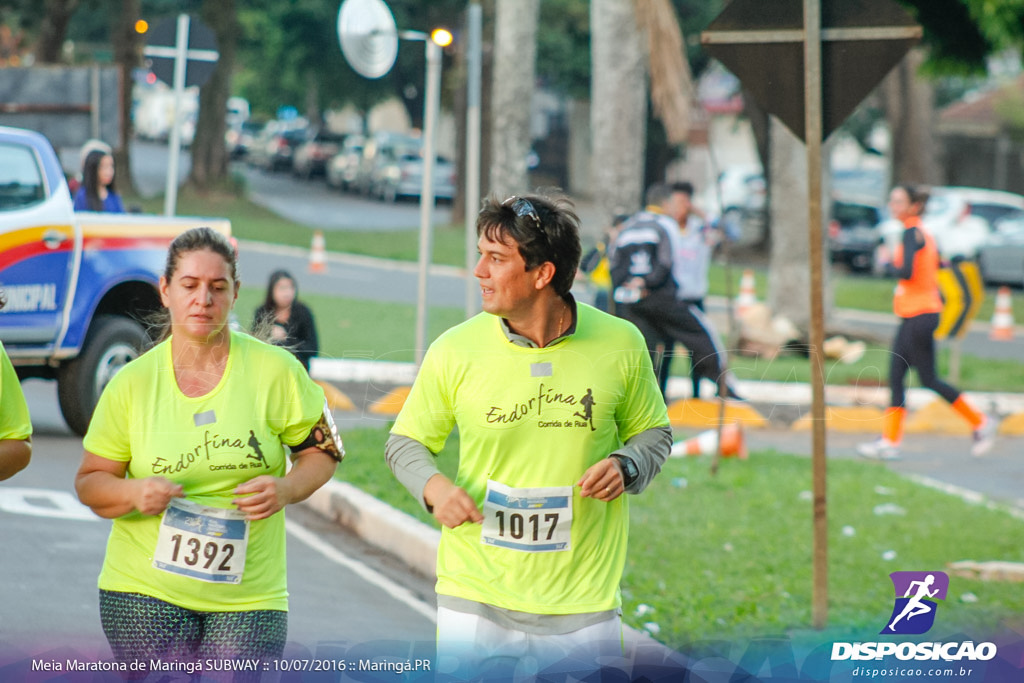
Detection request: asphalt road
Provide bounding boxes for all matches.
[1,380,437,667]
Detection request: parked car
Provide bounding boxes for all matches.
[918,186,1024,260]
[292,129,346,179]
[226,119,261,159]
[352,132,421,197]
[326,134,364,191]
[373,146,457,203]
[827,198,884,272]
[978,211,1024,287]
[247,122,308,172]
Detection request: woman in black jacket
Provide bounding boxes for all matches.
[253,270,319,371]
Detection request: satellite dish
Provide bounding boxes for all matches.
[337,0,399,79]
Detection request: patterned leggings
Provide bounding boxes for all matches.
[99,590,287,681]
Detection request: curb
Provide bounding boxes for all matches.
[304,479,440,579]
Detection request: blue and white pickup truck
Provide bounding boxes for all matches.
[0,126,230,435]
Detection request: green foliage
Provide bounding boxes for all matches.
[536,0,590,98]
[898,0,993,74]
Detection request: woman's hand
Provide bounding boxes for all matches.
[132,477,185,516]
[233,476,291,520]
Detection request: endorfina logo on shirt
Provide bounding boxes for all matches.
[151,429,272,475]
[882,571,948,635]
[485,384,597,432]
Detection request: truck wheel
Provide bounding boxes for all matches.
[57,315,150,436]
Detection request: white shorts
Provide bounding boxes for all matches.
[435,606,623,681]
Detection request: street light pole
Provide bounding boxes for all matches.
[401,30,448,365]
[464,3,483,319]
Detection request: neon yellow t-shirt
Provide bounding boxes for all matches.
[0,341,31,441]
[83,331,325,612]
[392,303,668,615]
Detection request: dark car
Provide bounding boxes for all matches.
[248,123,308,173]
[292,129,347,179]
[828,199,883,272]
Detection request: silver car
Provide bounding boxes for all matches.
[326,135,364,191]
[978,212,1024,287]
[374,147,456,203]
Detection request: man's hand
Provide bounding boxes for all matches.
[577,458,625,502]
[424,474,483,529]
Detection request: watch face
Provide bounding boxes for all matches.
[617,456,638,481]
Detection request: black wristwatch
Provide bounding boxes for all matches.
[610,455,639,488]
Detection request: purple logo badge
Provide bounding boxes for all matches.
[882,571,948,635]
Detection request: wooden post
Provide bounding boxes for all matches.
[804,0,829,630]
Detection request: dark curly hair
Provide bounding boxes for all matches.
[475,190,582,297]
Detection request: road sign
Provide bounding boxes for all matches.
[144,15,219,89]
[936,261,984,340]
[701,0,921,141]
[143,14,220,217]
[701,0,922,631]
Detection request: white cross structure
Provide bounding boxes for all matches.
[143,14,219,216]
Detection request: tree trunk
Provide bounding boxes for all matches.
[882,48,938,186]
[488,0,538,197]
[36,0,79,64]
[591,0,647,217]
[111,0,142,196]
[189,0,236,190]
[767,116,832,331]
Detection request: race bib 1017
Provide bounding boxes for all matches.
[481,480,572,553]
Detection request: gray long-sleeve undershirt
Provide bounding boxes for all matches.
[384,425,673,512]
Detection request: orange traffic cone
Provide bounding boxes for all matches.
[990,286,1014,341]
[669,423,747,459]
[735,269,757,318]
[309,230,327,273]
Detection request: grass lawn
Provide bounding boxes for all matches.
[335,425,1024,648]
[233,288,466,363]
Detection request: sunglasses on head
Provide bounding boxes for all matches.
[502,195,542,231]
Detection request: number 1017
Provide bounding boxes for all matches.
[493,511,560,541]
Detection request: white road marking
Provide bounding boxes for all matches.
[285,518,437,623]
[0,487,99,521]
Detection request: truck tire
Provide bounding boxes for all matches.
[57,315,150,436]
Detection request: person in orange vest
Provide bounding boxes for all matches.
[858,185,996,460]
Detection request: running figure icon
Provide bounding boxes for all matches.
[887,574,938,632]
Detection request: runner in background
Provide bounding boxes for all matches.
[858,185,996,460]
[74,227,343,675]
